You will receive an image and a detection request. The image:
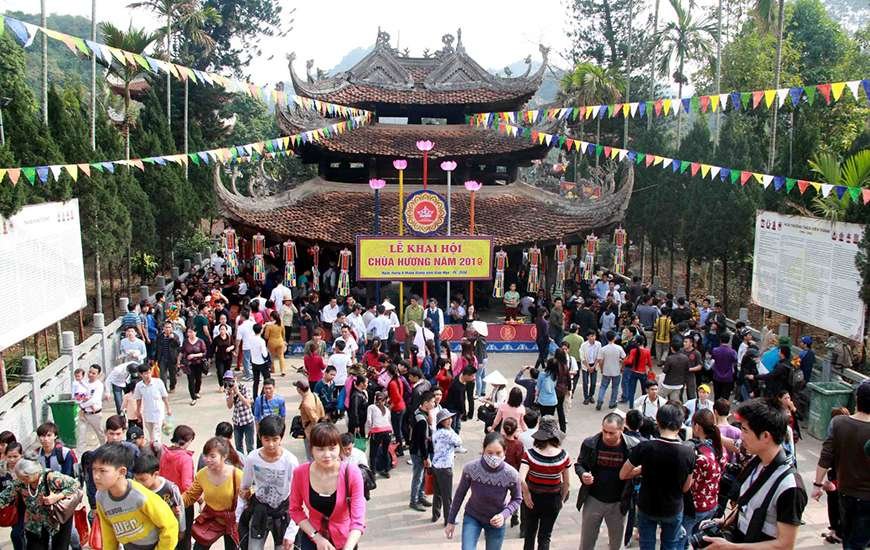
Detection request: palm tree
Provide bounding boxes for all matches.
[562,62,625,166]
[658,0,716,148]
[753,0,786,170]
[99,23,157,161]
[647,0,661,131]
[126,0,192,130]
[809,150,870,222]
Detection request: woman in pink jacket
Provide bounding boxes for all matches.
[287,422,366,550]
[160,425,196,550]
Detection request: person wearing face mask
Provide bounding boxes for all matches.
[445,432,522,550]
[286,422,366,550]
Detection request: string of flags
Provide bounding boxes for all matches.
[0,114,371,186]
[469,79,870,127]
[476,118,870,205]
[0,15,372,119]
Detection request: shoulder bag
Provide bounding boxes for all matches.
[43,471,83,527]
[191,469,239,546]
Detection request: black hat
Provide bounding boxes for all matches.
[531,415,565,443]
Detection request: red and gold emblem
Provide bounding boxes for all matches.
[403,190,448,235]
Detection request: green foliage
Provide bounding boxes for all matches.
[565,0,653,71]
[131,251,159,283]
[173,228,212,262]
[856,229,870,306]
[201,0,286,73]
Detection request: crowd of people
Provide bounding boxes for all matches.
[2,258,869,550]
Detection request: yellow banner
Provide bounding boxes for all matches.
[356,236,493,281]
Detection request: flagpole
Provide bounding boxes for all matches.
[441,161,457,310]
[394,159,407,322]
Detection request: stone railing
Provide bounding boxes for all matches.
[0,251,212,448]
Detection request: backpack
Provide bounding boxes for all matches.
[289,415,305,439]
[358,464,377,500]
[788,363,806,391]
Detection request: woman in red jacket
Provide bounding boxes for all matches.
[386,364,407,456]
[160,425,196,550]
[624,335,653,406]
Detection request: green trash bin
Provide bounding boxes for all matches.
[807,382,853,440]
[48,395,79,448]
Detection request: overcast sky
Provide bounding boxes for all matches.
[5,0,582,85]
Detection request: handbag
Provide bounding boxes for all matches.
[88,515,102,550]
[353,434,367,452]
[191,471,238,546]
[74,507,90,542]
[42,472,83,527]
[0,498,17,527]
[423,469,434,496]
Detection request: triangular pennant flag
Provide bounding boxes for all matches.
[863,188,870,205]
[131,159,145,171]
[753,172,765,184]
[763,89,776,108]
[661,157,673,169]
[848,187,861,203]
[8,168,21,185]
[820,183,833,197]
[804,86,817,105]
[834,185,846,199]
[644,154,654,167]
[603,146,612,158]
[0,15,4,37]
[21,167,36,184]
[862,80,870,102]
[653,155,663,166]
[77,163,91,177]
[785,178,796,192]
[797,180,809,194]
[700,164,711,178]
[728,169,739,184]
[49,165,62,181]
[681,98,692,113]
[671,159,680,173]
[690,162,700,176]
[710,166,721,179]
[773,176,784,190]
[831,82,845,102]
[0,169,5,183]
[741,92,752,109]
[699,95,710,112]
[710,95,720,112]
[719,93,729,111]
[845,81,860,100]
[730,92,742,110]
[64,165,78,182]
[639,101,648,118]
[811,182,822,194]
[662,99,672,115]
[776,88,789,107]
[789,87,803,106]
[5,18,35,47]
[630,102,639,117]
[752,90,765,109]
[761,175,773,188]
[36,166,50,183]
[740,171,752,185]
[654,100,663,117]
[679,160,690,174]
[817,83,832,104]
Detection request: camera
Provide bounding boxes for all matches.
[690,520,730,549]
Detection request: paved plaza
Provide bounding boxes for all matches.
[8,352,831,550]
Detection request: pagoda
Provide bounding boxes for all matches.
[214,29,633,248]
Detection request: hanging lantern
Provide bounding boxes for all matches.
[493,249,509,298]
[252,233,266,282]
[337,248,352,298]
[308,244,321,292]
[583,233,599,281]
[527,245,541,293]
[554,242,568,299]
[612,226,628,274]
[283,240,298,287]
[223,228,239,276]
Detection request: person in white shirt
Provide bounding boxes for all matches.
[683,384,714,425]
[596,331,626,410]
[333,324,358,359]
[518,409,540,451]
[340,433,369,467]
[367,305,393,340]
[76,364,106,453]
[236,309,257,381]
[241,415,299,550]
[385,302,401,333]
[579,331,603,405]
[362,304,377,329]
[269,282,293,314]
[105,361,133,414]
[133,363,172,443]
[327,344,351,414]
[632,381,668,420]
[346,304,368,359]
[119,327,147,364]
[736,329,753,365]
[320,297,341,332]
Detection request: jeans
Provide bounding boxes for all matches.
[475,361,487,396]
[431,466,453,524]
[624,370,646,406]
[252,361,271,397]
[680,509,715,549]
[523,491,562,550]
[242,349,253,379]
[582,369,598,402]
[337,386,347,413]
[465,381,476,419]
[451,411,462,433]
[597,375,621,407]
[535,341,549,370]
[391,409,406,447]
[555,393,566,432]
[637,510,684,550]
[370,431,392,473]
[112,384,125,415]
[841,494,870,550]
[410,454,426,504]
[620,370,631,402]
[461,513,506,550]
[234,422,255,456]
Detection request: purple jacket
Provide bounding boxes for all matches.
[711,345,737,382]
[447,457,522,525]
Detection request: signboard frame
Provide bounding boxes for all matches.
[355,235,493,281]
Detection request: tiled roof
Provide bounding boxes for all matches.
[296,83,536,106]
[302,124,549,159]
[218,178,633,247]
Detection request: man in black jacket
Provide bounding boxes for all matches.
[576,413,639,550]
[409,390,436,511]
[748,345,793,397]
[443,367,476,434]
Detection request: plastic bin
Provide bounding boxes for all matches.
[807,382,853,440]
[48,395,79,448]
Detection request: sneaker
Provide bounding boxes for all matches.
[595,403,603,411]
[190,399,197,406]
[419,497,433,507]
[409,502,426,512]
[609,403,617,409]
[406,459,413,465]
[456,446,468,454]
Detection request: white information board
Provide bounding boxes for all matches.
[751,210,866,341]
[0,200,87,349]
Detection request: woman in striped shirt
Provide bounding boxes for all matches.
[519,415,571,550]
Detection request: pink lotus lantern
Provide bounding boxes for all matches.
[464,180,482,191]
[368,178,385,190]
[416,140,434,152]
[392,159,407,170]
[440,160,457,171]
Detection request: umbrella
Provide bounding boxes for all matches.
[483,370,508,386]
[470,320,489,337]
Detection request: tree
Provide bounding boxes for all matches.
[561,62,624,165]
[658,0,716,147]
[752,0,786,170]
[565,0,650,71]
[98,23,157,161]
[201,0,285,73]
[809,150,870,222]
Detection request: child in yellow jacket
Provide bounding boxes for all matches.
[92,443,179,550]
